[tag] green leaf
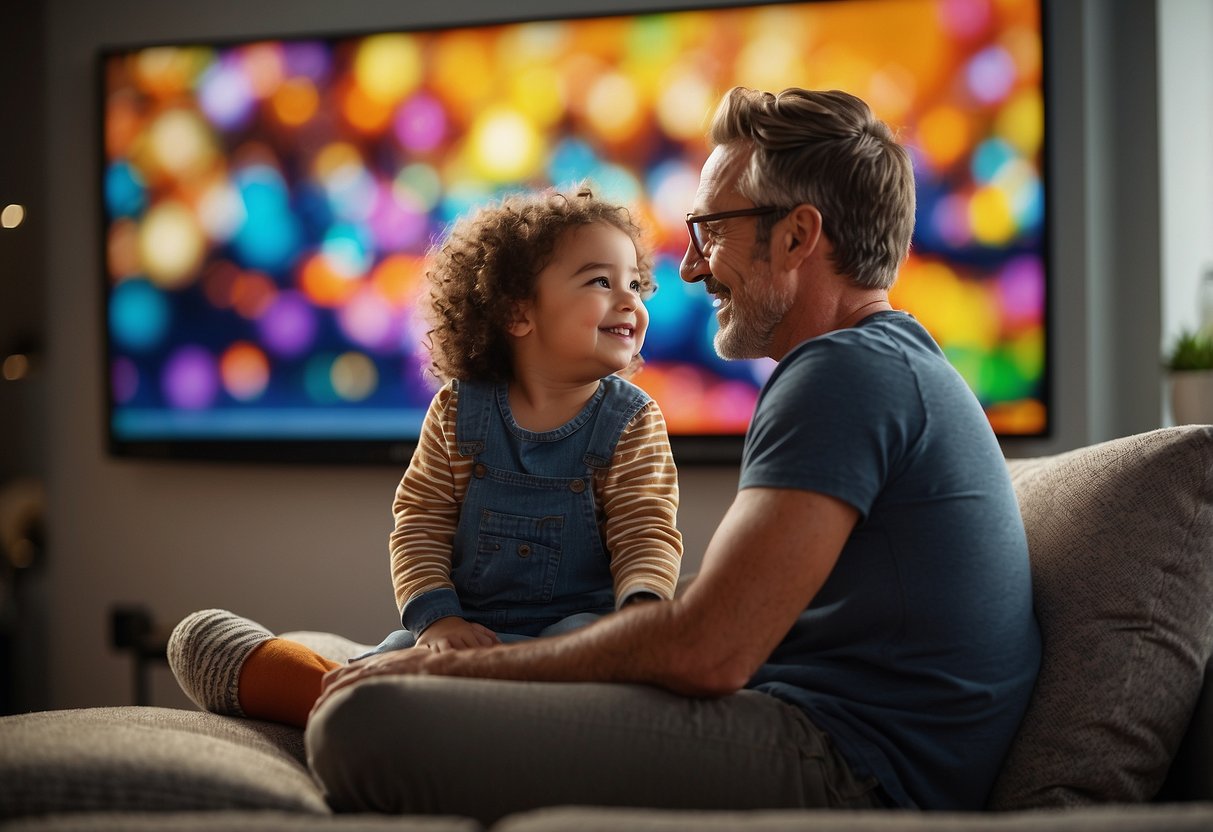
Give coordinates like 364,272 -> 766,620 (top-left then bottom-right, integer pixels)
1165,329 -> 1213,370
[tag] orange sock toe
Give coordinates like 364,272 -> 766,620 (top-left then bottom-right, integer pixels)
236,638 -> 341,727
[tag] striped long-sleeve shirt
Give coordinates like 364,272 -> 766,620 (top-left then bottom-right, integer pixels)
389,380 -> 683,621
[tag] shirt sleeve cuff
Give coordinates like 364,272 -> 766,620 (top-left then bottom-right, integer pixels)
402,587 -> 465,633
617,587 -> 663,609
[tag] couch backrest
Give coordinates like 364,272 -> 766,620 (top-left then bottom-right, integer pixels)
1157,660 -> 1213,801
989,426 -> 1213,809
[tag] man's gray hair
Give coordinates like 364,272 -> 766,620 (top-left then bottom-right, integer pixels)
708,87 -> 916,290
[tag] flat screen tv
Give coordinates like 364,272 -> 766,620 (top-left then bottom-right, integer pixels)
99,0 -> 1048,464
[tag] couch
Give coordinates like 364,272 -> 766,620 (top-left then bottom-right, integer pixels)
3,425 -> 1213,831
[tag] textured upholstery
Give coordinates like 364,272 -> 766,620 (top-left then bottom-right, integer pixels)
493,804 -> 1213,832
0,707 -> 323,817
1,813 -> 482,832
281,630 -> 374,662
989,426 -> 1213,808
1158,662 -> 1213,800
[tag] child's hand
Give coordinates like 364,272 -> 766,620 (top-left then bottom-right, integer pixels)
415,616 -> 501,652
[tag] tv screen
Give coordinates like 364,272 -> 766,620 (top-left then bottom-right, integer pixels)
100,0 -> 1048,464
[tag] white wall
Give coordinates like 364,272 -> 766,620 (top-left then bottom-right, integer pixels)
1159,0 -> 1213,353
1059,0 -> 1163,447
38,0 -> 1193,709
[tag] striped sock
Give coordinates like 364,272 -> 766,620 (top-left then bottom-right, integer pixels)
167,609 -> 274,716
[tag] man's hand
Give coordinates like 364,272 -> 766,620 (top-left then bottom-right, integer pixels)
315,616 -> 497,714
315,644 -> 448,714
415,616 -> 500,652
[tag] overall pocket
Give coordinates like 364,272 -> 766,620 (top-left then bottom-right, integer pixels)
462,509 -> 564,605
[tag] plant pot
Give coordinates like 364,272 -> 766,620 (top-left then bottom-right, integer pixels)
1170,370 -> 1213,425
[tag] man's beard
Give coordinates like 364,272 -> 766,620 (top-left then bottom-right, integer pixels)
713,258 -> 794,360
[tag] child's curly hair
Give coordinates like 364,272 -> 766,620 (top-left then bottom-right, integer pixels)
423,183 -> 653,383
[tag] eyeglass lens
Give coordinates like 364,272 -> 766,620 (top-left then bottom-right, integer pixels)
690,222 -> 708,257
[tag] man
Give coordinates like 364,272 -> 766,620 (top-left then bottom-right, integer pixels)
307,87 -> 1041,821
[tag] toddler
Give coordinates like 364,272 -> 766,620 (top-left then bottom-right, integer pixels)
168,185 -> 683,727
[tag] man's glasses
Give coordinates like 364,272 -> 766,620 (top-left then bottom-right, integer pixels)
685,207 -> 784,261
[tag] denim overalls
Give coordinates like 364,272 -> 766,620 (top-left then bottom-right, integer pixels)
362,375 -> 651,656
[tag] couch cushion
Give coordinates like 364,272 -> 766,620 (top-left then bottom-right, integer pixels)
1158,661 -> 1213,801
988,426 -> 1213,808
493,804 -> 1213,832
2,812 -> 482,832
280,630 -> 374,663
0,706 -> 326,818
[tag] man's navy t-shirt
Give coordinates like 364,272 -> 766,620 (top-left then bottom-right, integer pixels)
742,311 -> 1040,810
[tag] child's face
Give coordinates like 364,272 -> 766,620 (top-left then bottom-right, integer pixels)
511,222 -> 648,382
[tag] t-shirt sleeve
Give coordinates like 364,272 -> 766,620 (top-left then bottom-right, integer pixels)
738,336 -> 924,518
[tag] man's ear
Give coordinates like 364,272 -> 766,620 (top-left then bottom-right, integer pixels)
506,300 -> 534,338
781,204 -> 824,269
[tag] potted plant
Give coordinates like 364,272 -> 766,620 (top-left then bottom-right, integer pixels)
1165,329 -> 1213,425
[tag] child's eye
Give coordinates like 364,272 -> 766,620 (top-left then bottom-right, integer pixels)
590,276 -> 610,288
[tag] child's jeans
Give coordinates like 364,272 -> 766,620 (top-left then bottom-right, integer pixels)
351,611 -> 602,661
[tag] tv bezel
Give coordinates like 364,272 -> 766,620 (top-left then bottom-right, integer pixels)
97,0 -> 1052,467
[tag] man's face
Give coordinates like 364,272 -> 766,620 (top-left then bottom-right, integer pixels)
680,144 -> 795,361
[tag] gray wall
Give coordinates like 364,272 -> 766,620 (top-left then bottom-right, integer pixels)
36,0 -> 1169,709
1159,0 -> 1213,354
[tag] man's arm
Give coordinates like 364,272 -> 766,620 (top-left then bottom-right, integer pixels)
318,486 -> 858,703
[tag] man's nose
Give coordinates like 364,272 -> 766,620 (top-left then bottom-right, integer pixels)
679,242 -> 710,284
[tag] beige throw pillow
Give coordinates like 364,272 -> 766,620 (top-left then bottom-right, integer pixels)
989,426 -> 1213,808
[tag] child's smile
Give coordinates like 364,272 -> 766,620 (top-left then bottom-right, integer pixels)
600,324 -> 637,340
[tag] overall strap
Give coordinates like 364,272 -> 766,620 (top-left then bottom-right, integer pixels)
453,379 -> 494,457
581,375 -> 652,470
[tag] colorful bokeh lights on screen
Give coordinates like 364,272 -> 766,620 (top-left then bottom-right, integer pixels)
102,0 -> 1046,449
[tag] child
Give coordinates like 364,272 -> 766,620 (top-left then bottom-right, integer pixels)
168,185 -> 683,727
